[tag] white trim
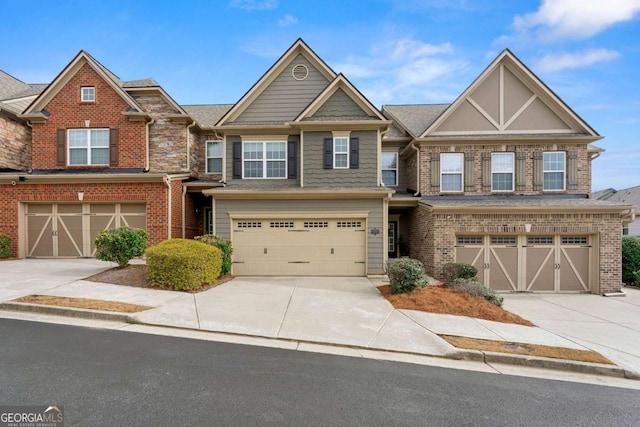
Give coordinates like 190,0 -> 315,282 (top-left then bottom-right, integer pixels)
241,140 -> 287,179
333,136 -> 349,169
440,152 -> 464,193
205,140 -> 223,174
542,151 -> 566,192
381,151 -> 398,187
491,152 -> 515,192
81,86 -> 95,102
67,128 -> 110,166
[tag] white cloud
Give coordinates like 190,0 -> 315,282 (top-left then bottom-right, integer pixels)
229,0 -> 278,11
513,0 -> 640,40
278,14 -> 297,26
535,48 -> 621,72
332,38 -> 468,105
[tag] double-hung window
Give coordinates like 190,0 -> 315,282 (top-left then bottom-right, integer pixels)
440,153 -> 463,192
491,152 -> 514,192
81,86 -> 95,102
382,152 -> 398,186
333,137 -> 349,169
243,141 -> 286,179
206,140 -> 223,174
543,151 -> 566,191
68,128 -> 109,165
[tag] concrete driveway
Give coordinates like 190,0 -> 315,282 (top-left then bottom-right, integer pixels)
502,288 -> 640,376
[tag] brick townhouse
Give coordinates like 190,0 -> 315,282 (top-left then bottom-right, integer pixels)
0,39 -> 634,294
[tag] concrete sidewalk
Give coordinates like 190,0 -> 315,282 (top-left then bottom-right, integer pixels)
0,259 -> 638,380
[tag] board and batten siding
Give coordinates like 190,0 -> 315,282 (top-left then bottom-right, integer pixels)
234,54 -> 330,123
224,135 -> 301,189
214,198 -> 385,274
311,88 -> 371,118
303,130 -> 378,188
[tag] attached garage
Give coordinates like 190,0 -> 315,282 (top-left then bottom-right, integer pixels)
456,234 -> 592,293
232,217 -> 366,276
25,203 -> 146,258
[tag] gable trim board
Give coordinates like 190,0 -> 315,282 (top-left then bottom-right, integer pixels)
420,50 -> 600,139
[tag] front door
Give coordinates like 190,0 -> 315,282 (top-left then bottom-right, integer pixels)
388,221 -> 398,258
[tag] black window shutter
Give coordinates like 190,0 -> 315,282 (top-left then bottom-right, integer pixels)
323,138 -> 333,169
56,129 -> 66,166
232,142 -> 242,179
109,128 -> 119,166
287,140 -> 297,179
349,137 -> 359,169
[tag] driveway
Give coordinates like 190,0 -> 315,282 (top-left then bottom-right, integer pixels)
502,288 -> 640,376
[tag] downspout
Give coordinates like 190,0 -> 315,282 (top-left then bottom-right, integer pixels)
181,185 -> 187,238
145,118 -> 155,172
164,175 -> 172,240
410,142 -> 420,196
186,121 -> 196,172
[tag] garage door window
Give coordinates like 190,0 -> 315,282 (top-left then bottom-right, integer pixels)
243,142 -> 286,179
68,129 -> 109,165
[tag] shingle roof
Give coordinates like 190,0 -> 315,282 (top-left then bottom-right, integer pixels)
122,78 -> 160,88
0,69 -> 28,100
420,195 -> 633,210
383,104 -> 449,138
592,185 -> 640,208
182,104 -> 233,127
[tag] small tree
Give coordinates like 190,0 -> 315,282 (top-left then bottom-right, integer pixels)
95,227 -> 148,268
622,236 -> 640,285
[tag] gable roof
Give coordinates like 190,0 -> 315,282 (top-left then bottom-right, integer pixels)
217,39 -> 337,126
421,49 -> 600,139
23,50 -> 144,116
592,185 -> 640,208
0,70 -> 47,115
294,74 -> 386,122
383,104 -> 449,138
183,104 -> 234,128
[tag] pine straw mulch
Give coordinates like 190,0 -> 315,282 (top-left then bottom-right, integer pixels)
85,264 -> 234,293
14,295 -> 152,313
377,284 -> 533,326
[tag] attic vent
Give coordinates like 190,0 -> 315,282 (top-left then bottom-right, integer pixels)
292,64 -> 309,81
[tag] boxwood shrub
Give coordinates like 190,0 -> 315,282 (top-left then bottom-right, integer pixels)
94,227 -> 148,267
146,239 -> 222,291
194,234 -> 233,275
387,258 -> 429,294
443,262 -> 478,282
0,233 -> 11,259
622,236 -> 640,285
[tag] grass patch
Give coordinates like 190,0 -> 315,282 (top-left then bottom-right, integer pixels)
378,284 -> 533,326
442,335 -> 614,365
14,295 -> 152,313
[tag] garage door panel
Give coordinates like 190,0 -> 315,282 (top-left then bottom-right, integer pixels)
525,247 -> 555,291
455,246 -> 485,285
560,247 -> 589,292
27,215 -> 53,257
489,248 -> 518,291
57,215 -> 83,257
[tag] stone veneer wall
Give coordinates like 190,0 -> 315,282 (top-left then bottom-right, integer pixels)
409,204 -> 622,294
0,114 -> 31,170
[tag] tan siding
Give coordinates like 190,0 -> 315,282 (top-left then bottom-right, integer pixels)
303,130 -> 378,188
235,54 -> 330,123
436,100 -> 497,132
214,198 -> 385,274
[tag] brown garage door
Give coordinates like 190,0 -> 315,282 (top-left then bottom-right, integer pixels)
26,203 -> 146,258
456,235 -> 591,293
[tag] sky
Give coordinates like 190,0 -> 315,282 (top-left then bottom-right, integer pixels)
1,0 -> 639,191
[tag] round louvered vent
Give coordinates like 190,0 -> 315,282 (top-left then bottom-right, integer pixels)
292,64 -> 309,81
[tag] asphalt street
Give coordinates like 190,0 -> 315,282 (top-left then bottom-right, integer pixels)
0,318 -> 638,426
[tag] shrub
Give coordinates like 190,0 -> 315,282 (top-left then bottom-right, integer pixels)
387,258 -> 429,294
443,262 -> 478,283
622,236 -> 640,285
632,270 -> 640,287
95,227 -> 148,267
447,278 -> 504,307
0,233 -> 11,259
146,239 -> 222,291
194,234 -> 233,275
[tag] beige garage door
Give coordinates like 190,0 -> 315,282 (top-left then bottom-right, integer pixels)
232,218 -> 366,276
26,203 -> 146,258
456,235 -> 591,293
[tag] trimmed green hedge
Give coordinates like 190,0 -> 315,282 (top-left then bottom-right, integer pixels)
95,227 -> 148,267
622,236 -> 640,285
387,258 -> 429,294
194,234 -> 233,275
443,262 -> 478,282
0,233 -> 11,259
146,239 -> 222,291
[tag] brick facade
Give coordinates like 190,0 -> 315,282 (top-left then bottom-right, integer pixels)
0,113 -> 31,170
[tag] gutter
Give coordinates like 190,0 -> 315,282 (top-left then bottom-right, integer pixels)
164,175 -> 172,240
186,120 -> 196,172
410,142 -> 420,196
182,185 -> 187,238
145,118 -> 156,172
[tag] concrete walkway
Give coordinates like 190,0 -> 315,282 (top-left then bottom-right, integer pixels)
1,259 -> 638,381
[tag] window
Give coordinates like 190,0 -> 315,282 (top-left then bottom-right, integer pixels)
543,152 -> 566,191
457,236 -> 483,245
491,152 -> 514,192
333,137 -> 349,169
382,152 -> 398,186
206,140 -> 223,174
68,129 -> 109,165
440,153 -> 463,192
243,141 -> 286,179
623,224 -> 629,236
81,86 -> 95,102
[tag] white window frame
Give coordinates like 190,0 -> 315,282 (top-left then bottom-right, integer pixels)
333,136 -> 349,169
67,128 -> 109,166
440,153 -> 464,192
205,140 -> 223,174
382,152 -> 398,187
81,86 -> 95,102
242,141 -> 287,179
543,151 -> 566,191
491,152 -> 515,192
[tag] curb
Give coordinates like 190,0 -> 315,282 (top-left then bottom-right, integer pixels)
1,303 -> 638,381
